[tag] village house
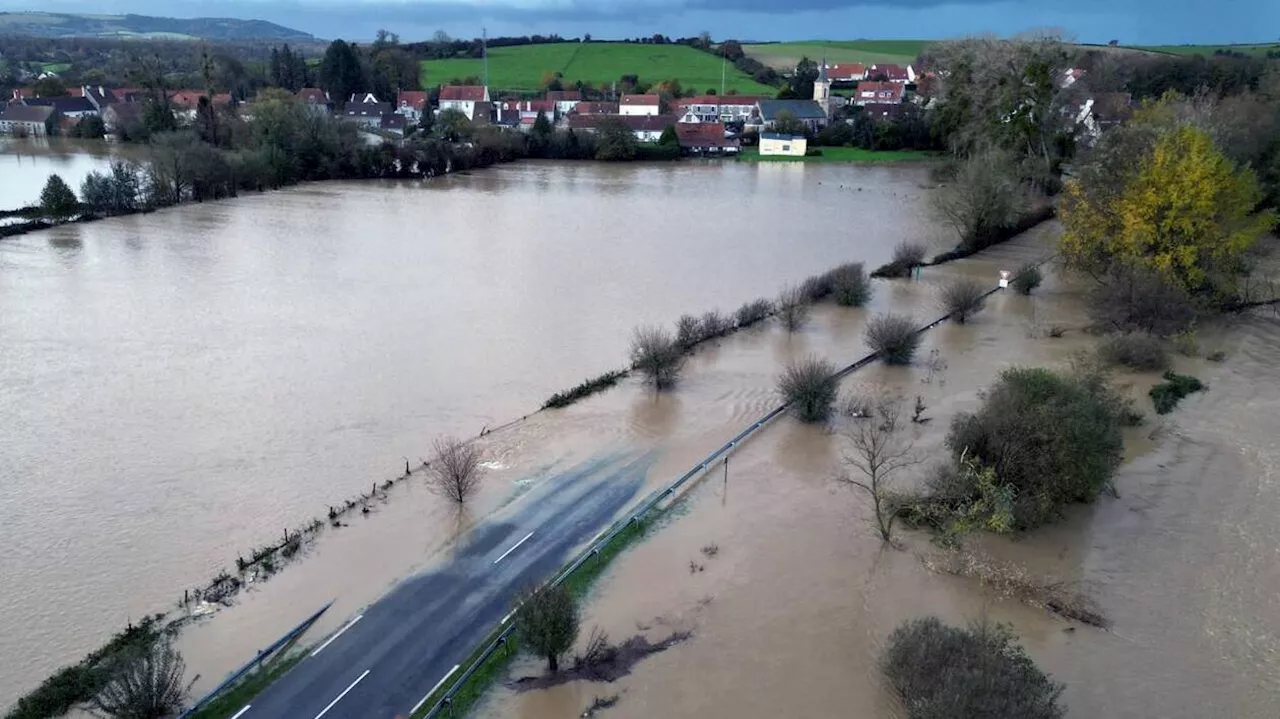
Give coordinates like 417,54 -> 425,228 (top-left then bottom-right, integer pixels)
167,91 -> 233,121
341,101 -> 394,129
438,86 -> 490,121
567,113 -> 676,142
572,101 -> 619,115
759,132 -> 807,157
619,93 -> 661,116
496,99 -> 555,129
544,90 -> 583,116
297,88 -> 332,116
867,63 -> 915,83
380,113 -> 407,135
102,103 -> 142,134
0,104 -> 56,136
674,122 -> 740,155
396,91 -> 429,123
1061,68 -> 1086,88
82,86 -> 118,112
853,81 -> 904,106
823,63 -> 866,84
860,103 -> 903,119
748,99 -> 829,133
673,95 -> 763,124
1073,92 -> 1134,143
22,95 -> 97,118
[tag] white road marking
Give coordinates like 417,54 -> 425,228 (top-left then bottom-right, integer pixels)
230,706 -> 252,719
410,664 -> 460,715
310,615 -> 363,657
501,610 -> 514,624
493,531 -> 534,565
313,669 -> 370,719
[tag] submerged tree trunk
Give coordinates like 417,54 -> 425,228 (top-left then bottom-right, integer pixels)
547,653 -> 559,673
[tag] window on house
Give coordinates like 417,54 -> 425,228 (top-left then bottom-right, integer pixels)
782,144 -> 791,151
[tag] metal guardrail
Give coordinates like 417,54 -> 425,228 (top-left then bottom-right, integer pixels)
418,271 -> 1033,718
179,601 -> 334,718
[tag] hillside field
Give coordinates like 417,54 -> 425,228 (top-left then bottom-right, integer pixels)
420,42 -> 777,94
742,40 -> 930,70
1130,43 -> 1280,57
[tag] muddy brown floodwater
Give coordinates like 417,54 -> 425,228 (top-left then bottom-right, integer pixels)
0,138 -> 126,210
0,159 -> 947,705
472,227 -> 1280,719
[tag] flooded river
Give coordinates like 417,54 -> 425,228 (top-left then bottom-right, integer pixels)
0,138 -> 122,210
0,158 -> 943,704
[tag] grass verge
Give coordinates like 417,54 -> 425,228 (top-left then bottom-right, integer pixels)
408,513 -> 659,718
737,146 -> 936,163
542,370 -> 628,409
187,652 -> 306,719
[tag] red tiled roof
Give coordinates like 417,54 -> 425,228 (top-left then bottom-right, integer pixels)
568,114 -> 676,132
168,91 -> 232,109
298,88 -> 329,104
855,82 -> 904,102
867,64 -> 909,81
674,122 -> 736,148
397,91 -> 428,110
827,63 -> 866,79
12,88 -> 34,100
545,90 -> 583,102
439,85 -> 487,102
620,93 -> 659,106
572,101 -> 619,115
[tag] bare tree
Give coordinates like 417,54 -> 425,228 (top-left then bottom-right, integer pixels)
776,284 -> 810,332
629,324 -> 684,389
932,148 -> 1027,250
428,436 -> 484,504
838,392 -> 919,543
91,640 -> 192,719
516,583 -> 580,673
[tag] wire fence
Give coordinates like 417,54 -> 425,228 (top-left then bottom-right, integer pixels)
418,268 -> 1040,717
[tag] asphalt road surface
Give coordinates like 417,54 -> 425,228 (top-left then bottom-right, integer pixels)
234,452 -> 649,719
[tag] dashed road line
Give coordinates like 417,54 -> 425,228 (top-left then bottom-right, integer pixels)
229,706 -> 252,719
493,531 -> 534,565
310,615 -> 364,657
410,664 -> 460,715
313,669 -> 369,719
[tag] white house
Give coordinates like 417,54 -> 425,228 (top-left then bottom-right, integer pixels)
619,93 -> 661,116
396,91 -> 429,123
759,133 -> 807,157
675,95 -> 763,124
0,104 -> 55,136
545,90 -> 583,117
439,86 -> 490,121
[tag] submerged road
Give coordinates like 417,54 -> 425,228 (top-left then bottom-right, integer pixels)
235,454 -> 649,719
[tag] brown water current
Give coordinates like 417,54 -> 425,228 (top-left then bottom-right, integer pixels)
0,159 -> 946,704
475,231 -> 1280,719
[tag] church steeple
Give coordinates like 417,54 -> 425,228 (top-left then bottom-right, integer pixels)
814,56 -> 832,107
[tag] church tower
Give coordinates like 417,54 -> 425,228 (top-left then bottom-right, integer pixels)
813,57 -> 833,116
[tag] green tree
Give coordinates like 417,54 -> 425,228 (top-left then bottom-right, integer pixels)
434,108 -> 472,143
529,111 -> 553,156
594,118 -> 638,161
40,174 -> 78,218
1061,124 -> 1277,297
32,75 -> 66,97
516,584 -> 580,673
658,124 -> 679,147
318,39 -> 365,107
789,56 -> 818,99
771,109 -> 806,137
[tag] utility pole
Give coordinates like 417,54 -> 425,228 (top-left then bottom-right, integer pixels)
482,26 -> 489,95
719,54 -> 725,120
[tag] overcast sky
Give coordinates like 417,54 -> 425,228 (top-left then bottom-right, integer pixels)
10,0 -> 1278,44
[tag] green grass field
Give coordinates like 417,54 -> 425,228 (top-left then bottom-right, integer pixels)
1129,43 -> 1280,57
40,61 -> 71,73
742,40 -> 930,70
420,42 -> 776,94
738,146 -> 936,163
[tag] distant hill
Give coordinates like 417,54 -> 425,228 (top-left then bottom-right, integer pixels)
0,12 -> 314,42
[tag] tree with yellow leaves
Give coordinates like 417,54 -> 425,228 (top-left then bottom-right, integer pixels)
1061,124 -> 1276,297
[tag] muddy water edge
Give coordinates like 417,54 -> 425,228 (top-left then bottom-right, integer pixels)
474,228 -> 1280,719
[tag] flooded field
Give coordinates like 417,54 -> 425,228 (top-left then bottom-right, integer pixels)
0,159 -> 948,704
0,138 -> 123,210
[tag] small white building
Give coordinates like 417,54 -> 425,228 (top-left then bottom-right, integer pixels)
759,132 -> 807,157
619,93 -> 660,116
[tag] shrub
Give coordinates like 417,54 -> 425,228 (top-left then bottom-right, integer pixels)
675,314 -> 701,349
873,241 -> 928,278
1149,371 -> 1205,414
1097,334 -> 1171,372
1011,263 -> 1043,295
938,278 -> 988,323
932,148 -> 1027,251
829,262 -> 872,307
91,640 -> 192,719
699,310 -> 731,340
800,273 -> 833,302
629,324 -> 684,389
734,298 -> 773,327
542,370 -> 627,409
777,284 -> 810,332
946,366 -> 1129,529
1089,264 -> 1197,335
865,314 -> 921,365
882,616 -> 1066,719
777,356 -> 839,422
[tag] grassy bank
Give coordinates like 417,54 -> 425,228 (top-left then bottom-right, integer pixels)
738,146 -> 936,163
420,42 -> 775,94
187,653 -> 306,719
